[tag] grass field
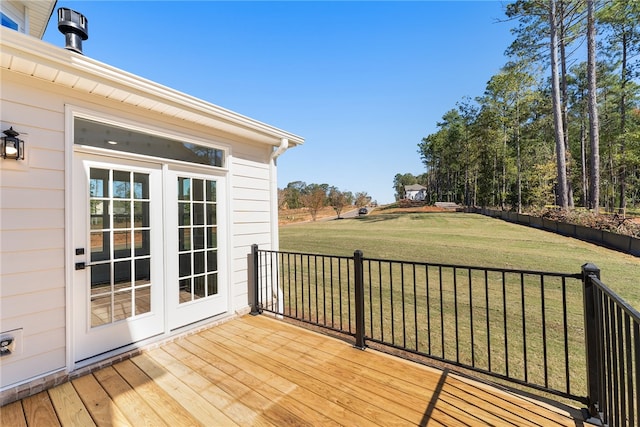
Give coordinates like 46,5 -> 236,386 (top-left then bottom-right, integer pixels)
279,212 -> 639,310
274,212 -> 639,404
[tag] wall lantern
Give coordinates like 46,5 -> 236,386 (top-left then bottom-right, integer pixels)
2,127 -> 25,160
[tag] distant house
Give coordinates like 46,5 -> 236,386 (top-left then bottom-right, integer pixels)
404,184 -> 427,201
0,1 -> 303,402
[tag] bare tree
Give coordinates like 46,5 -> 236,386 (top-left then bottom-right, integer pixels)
328,187 -> 349,219
550,0 -> 569,210
587,0 -> 600,213
301,188 -> 326,221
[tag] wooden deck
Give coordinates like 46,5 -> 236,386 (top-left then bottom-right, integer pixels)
1,315 -> 586,426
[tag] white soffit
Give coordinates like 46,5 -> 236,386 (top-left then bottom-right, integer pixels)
0,27 -> 304,148
4,0 -> 56,38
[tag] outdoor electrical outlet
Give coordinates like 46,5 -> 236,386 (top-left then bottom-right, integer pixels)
0,329 -> 22,357
1,337 -> 15,356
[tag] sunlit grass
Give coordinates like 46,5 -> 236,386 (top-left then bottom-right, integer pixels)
280,212 -> 639,309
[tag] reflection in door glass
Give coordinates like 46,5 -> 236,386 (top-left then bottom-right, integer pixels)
177,177 -> 218,303
89,168 -> 152,327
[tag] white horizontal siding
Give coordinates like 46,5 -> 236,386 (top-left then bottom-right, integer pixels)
0,74 -> 67,389
228,152 -> 273,313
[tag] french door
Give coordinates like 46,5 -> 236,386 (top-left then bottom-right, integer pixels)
73,154 -> 227,362
73,155 -> 164,362
166,169 -> 227,329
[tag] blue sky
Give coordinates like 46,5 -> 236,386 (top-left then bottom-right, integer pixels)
43,1 -> 514,204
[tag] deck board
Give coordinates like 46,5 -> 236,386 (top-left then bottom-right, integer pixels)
0,315 -> 584,426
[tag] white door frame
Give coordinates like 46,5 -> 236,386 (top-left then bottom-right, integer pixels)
65,108 -> 233,371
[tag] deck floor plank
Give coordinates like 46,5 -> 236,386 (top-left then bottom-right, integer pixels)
92,366 -> 168,427
220,318 -> 455,423
71,373 -> 130,427
130,352 -> 239,426
47,381 -> 97,427
2,315 -> 585,426
183,333 -> 378,427
145,345 -> 277,427
22,391 -> 61,427
239,315 -> 580,427
0,400 -> 27,427
111,360 -> 202,427
201,325 -> 422,426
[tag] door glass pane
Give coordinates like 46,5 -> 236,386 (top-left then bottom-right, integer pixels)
114,290 -> 132,321
194,276 -> 205,299
90,200 -> 108,229
88,167 -> 152,327
114,260 -> 131,291
179,203 -> 190,226
90,169 -> 109,197
114,231 -> 132,258
178,177 -> 190,200
179,228 -> 191,251
134,201 -> 149,227
91,263 -> 111,294
113,171 -> 131,198
113,201 -> 130,228
135,258 -> 150,285
179,279 -> 191,303
193,204 -> 204,225
133,173 -> 148,199
91,295 -> 111,327
194,252 -> 205,275
135,287 -> 151,315
134,230 -> 150,256
90,232 -> 110,262
193,179 -> 204,201
206,181 -> 216,202
177,176 -> 218,304
193,227 -> 205,250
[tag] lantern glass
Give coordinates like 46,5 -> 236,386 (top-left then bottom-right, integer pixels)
2,127 -> 24,160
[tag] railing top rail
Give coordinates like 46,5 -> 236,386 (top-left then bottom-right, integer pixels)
259,247 -> 583,279
589,273 -> 640,322
362,256 -> 583,279
256,248 -> 354,262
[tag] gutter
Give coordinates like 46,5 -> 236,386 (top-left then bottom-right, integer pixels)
270,138 -> 289,161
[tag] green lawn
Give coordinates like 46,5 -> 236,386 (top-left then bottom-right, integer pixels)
273,212 -> 639,402
279,212 -> 639,310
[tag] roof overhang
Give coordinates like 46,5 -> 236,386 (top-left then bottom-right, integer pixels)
0,27 -> 304,149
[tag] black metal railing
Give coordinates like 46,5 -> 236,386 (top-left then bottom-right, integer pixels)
252,245 -> 638,424
583,264 -> 640,427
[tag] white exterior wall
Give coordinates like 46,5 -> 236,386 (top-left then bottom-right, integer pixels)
0,61 -> 292,392
1,72 -> 67,388
228,151 -> 273,311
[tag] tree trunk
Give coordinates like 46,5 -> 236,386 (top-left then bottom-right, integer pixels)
516,101 -> 522,213
618,31 -> 627,216
580,116 -> 588,208
550,0 -> 569,210
587,0 -> 600,213
559,0 -> 574,208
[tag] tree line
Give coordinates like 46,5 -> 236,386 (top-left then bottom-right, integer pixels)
279,181 -> 372,220
401,0 -> 639,214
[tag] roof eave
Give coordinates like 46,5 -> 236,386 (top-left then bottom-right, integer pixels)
0,27 -> 304,148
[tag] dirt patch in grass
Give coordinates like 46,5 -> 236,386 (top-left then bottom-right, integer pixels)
279,206 -> 341,225
371,205 -> 448,215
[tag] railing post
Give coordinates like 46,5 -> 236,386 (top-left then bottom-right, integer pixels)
582,262 -> 601,417
250,244 -> 260,315
354,250 -> 366,350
